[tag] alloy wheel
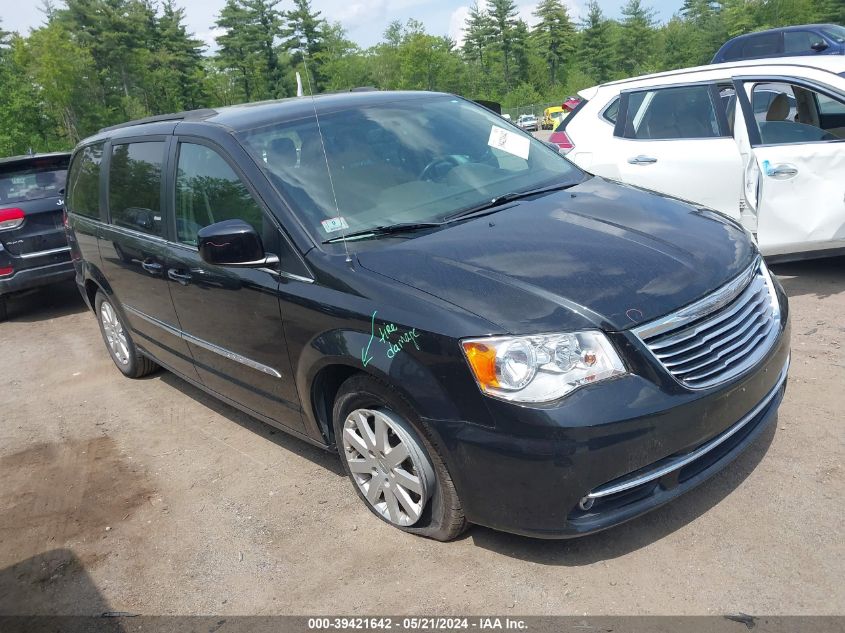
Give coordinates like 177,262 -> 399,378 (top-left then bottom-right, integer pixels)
100,301 -> 130,366
341,408 -> 434,527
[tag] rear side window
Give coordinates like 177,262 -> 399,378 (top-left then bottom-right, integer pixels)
0,156 -> 68,206
67,144 -> 103,219
108,142 -> 165,236
174,142 -> 264,246
619,85 -> 720,140
741,32 -> 781,58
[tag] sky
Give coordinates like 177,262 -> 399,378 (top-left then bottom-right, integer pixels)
1,0 -> 684,50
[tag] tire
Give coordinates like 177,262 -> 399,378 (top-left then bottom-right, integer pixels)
0,296 -> 7,322
333,374 -> 468,541
94,291 -> 158,378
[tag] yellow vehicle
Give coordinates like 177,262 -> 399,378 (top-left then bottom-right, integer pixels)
542,106 -> 566,130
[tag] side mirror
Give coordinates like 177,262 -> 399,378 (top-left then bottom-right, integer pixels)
197,219 -> 279,268
811,41 -> 828,52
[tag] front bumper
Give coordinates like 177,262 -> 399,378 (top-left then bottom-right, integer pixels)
0,260 -> 74,296
424,314 -> 790,538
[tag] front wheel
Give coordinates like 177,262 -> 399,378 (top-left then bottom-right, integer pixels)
95,291 -> 158,378
333,375 -> 468,541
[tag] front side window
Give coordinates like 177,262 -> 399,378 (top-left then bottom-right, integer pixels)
67,144 -> 103,218
749,82 -> 845,145
237,95 -> 582,243
108,142 -> 165,236
783,31 -> 816,53
620,85 -> 721,140
174,143 -> 265,246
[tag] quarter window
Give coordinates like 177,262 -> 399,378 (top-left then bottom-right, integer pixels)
620,85 -> 721,140
602,97 -> 620,124
174,143 -> 265,247
108,142 -> 165,236
67,143 -> 104,219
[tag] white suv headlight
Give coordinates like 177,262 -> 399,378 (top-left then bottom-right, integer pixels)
461,331 -> 626,403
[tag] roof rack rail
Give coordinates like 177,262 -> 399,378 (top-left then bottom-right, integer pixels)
98,108 -> 218,134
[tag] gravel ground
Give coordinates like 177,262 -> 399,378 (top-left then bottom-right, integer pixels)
0,257 -> 842,616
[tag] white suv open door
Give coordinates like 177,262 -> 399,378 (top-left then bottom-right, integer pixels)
734,76 -> 845,258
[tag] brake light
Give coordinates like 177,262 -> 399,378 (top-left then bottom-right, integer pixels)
0,266 -> 13,277
549,130 -> 574,154
0,208 -> 25,231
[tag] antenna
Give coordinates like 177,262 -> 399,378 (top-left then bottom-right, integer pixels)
298,43 -> 352,264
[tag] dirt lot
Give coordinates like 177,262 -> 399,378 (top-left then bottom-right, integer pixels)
0,258 -> 843,616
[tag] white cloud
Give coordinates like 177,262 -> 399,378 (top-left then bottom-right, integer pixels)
448,6 -> 471,47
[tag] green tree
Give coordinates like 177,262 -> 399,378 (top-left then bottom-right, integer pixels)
578,1 -> 613,83
215,0 -> 284,101
149,0 -> 208,112
533,0 -> 575,87
617,0 -> 657,76
461,2 -> 496,97
283,0 -> 327,90
488,0 -> 519,91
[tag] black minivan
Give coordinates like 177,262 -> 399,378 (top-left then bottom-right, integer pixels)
65,92 -> 790,540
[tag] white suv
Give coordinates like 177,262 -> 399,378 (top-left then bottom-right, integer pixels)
561,57 -> 845,261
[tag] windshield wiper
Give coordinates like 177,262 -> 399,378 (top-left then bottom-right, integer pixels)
322,222 -> 442,244
444,182 -> 578,222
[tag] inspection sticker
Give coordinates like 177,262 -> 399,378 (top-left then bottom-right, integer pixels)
488,125 -> 530,160
321,216 -> 350,233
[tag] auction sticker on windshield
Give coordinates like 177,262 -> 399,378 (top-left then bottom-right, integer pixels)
488,125 -> 530,160
321,216 -> 350,233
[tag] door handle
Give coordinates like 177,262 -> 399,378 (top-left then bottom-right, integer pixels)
167,268 -> 192,285
628,155 -> 658,165
141,260 -> 163,274
765,163 -> 798,179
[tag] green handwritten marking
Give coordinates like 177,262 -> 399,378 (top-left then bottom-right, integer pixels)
361,310 -> 377,367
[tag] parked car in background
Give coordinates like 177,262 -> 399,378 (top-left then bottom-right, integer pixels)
562,56 -> 845,261
712,24 -> 845,63
542,106 -> 565,130
0,152 -> 72,320
65,91 -> 789,540
516,114 -> 539,132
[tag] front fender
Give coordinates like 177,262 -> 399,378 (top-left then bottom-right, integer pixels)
295,326 -> 473,444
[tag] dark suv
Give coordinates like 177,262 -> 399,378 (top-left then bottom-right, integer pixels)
65,92 -> 790,540
712,24 -> 845,63
0,152 -> 73,320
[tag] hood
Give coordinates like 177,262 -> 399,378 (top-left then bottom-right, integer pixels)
357,177 -> 757,334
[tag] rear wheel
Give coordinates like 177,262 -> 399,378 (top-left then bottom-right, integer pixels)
333,374 -> 468,541
95,291 -> 158,378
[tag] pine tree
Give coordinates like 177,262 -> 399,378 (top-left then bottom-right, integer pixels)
215,0 -> 284,101
283,0 -> 327,90
150,0 -> 207,111
488,0 -> 519,91
617,0 -> 657,76
578,1 -> 613,83
533,0 -> 575,87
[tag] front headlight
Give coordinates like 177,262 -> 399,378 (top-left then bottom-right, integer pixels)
461,331 -> 626,403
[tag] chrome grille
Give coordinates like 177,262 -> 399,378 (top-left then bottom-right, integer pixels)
634,259 -> 781,389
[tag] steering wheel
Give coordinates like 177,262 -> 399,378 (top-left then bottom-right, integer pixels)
419,155 -> 462,182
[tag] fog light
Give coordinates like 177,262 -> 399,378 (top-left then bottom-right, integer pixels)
579,496 -> 595,511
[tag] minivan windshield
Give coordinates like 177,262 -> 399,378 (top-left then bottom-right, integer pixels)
238,95 -> 583,243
